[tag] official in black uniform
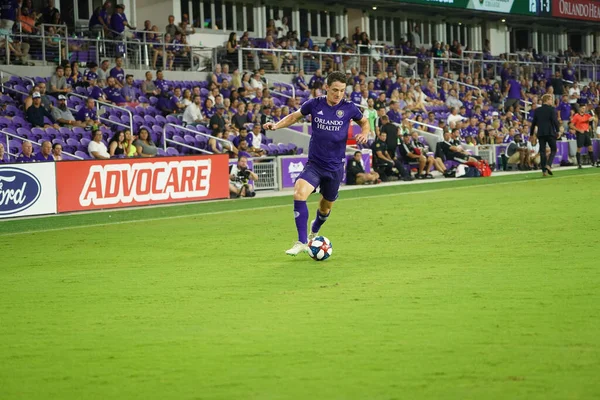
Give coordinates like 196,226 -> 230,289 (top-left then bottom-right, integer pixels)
371,132 -> 413,181
346,151 -> 380,185
530,94 -> 560,176
379,115 -> 400,159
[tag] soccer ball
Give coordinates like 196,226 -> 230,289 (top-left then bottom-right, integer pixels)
307,236 -> 333,261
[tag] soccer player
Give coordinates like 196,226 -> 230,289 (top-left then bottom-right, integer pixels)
263,72 -> 370,256
570,103 -> 598,168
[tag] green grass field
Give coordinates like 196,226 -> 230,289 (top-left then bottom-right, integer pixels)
1,169 -> 600,400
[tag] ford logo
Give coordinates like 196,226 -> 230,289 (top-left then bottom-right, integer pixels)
0,167 -> 42,216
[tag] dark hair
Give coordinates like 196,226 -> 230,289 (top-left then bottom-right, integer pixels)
125,74 -> 133,80
92,129 -> 101,136
354,151 -> 361,156
326,71 -> 347,87
52,142 -> 62,150
109,131 -> 124,144
56,66 -> 63,71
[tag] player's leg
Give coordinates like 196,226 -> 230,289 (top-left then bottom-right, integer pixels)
586,134 -> 595,166
539,136 -> 548,173
546,136 -> 557,175
286,177 -> 316,255
576,133 -> 585,168
309,169 -> 341,239
417,155 -> 426,176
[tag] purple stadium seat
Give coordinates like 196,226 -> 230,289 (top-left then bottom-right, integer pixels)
157,148 -> 167,156
72,127 -> 87,136
16,127 -> 31,139
166,115 -> 180,125
9,139 -> 22,153
155,115 -> 167,127
149,97 -> 158,106
138,96 -> 149,104
0,116 -> 13,129
74,150 -> 90,159
166,147 -> 179,156
80,138 -> 91,147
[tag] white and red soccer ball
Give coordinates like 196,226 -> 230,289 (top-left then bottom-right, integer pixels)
307,236 -> 333,261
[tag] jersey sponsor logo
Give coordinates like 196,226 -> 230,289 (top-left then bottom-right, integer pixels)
0,167 -> 42,216
314,116 -> 344,132
78,159 -> 212,207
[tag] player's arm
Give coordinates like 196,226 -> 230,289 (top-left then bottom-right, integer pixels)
263,110 -> 303,131
354,116 -> 370,145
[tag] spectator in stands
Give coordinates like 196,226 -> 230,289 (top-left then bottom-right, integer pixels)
445,89 -> 463,109
108,131 -> 126,157
110,57 -> 125,87
0,143 -> 7,163
16,141 -> 35,163
208,130 -> 226,154
76,97 -> 101,127
88,129 -> 110,160
260,105 -> 274,131
231,102 -> 249,131
34,140 -> 54,162
51,142 -> 63,161
97,60 -> 110,87
134,128 -> 157,157
89,0 -> 112,36
549,71 -> 564,101
23,85 -> 40,111
83,62 -> 99,86
182,94 -> 204,126
121,129 -> 136,157
142,71 -> 160,97
292,70 -> 308,92
50,65 -> 71,97
249,124 -> 266,155
110,4 -> 135,39
225,32 -> 238,66
121,74 -> 137,105
41,0 -> 58,24
309,69 -> 324,89
568,82 -> 581,111
261,35 -> 280,71
104,76 -> 127,105
346,151 -> 380,185
88,77 -> 106,101
26,93 -> 59,128
210,104 -> 228,134
399,133 -> 434,179
527,134 -> 547,170
165,15 -> 182,37
229,156 -> 257,198
51,94 -> 83,127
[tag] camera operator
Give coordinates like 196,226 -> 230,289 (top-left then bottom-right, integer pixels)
229,155 -> 258,198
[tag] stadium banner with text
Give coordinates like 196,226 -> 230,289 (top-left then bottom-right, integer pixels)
278,153 -> 371,189
397,0 -> 540,15
0,163 -> 57,219
55,155 -> 230,212
551,0 -> 600,21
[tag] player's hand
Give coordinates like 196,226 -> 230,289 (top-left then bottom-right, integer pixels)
355,132 -> 368,145
263,122 -> 277,131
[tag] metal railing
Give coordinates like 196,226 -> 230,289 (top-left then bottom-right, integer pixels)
162,123 -> 233,154
438,76 -> 482,97
405,119 -> 443,136
2,129 -> 83,161
67,91 -> 133,133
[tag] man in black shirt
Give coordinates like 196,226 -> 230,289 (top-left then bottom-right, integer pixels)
373,92 -> 387,111
231,103 -> 249,132
210,104 -> 227,134
398,133 -> 434,179
371,132 -> 413,181
550,71 -> 565,100
379,115 -> 400,159
260,105 -> 274,135
439,131 -> 478,163
346,151 -> 380,185
26,93 -> 59,128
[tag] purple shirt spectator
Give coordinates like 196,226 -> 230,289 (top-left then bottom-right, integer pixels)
76,106 -> 97,122
350,91 -> 362,104
110,12 -> 127,34
104,86 -> 126,103
308,75 -> 324,89
110,67 -> 125,83
387,109 -> 402,124
34,153 -> 54,162
507,79 -> 522,100
556,102 -> 571,121
16,153 -> 35,163
90,86 -> 103,100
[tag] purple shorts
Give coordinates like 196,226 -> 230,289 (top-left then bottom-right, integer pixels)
297,161 -> 343,202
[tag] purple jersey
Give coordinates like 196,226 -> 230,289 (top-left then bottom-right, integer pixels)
76,106 -> 97,122
90,86 -> 103,100
110,12 -> 127,33
16,153 -> 35,163
110,67 -> 125,82
507,79 -> 522,99
556,102 -> 571,121
301,97 -> 362,172
350,91 -> 362,104
155,79 -> 170,94
104,86 -> 126,103
34,153 -> 54,162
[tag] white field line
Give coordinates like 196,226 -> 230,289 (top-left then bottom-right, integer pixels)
1,172 -> 598,238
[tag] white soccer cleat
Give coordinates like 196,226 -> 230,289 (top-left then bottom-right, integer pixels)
285,241 -> 308,256
308,231 -> 319,241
